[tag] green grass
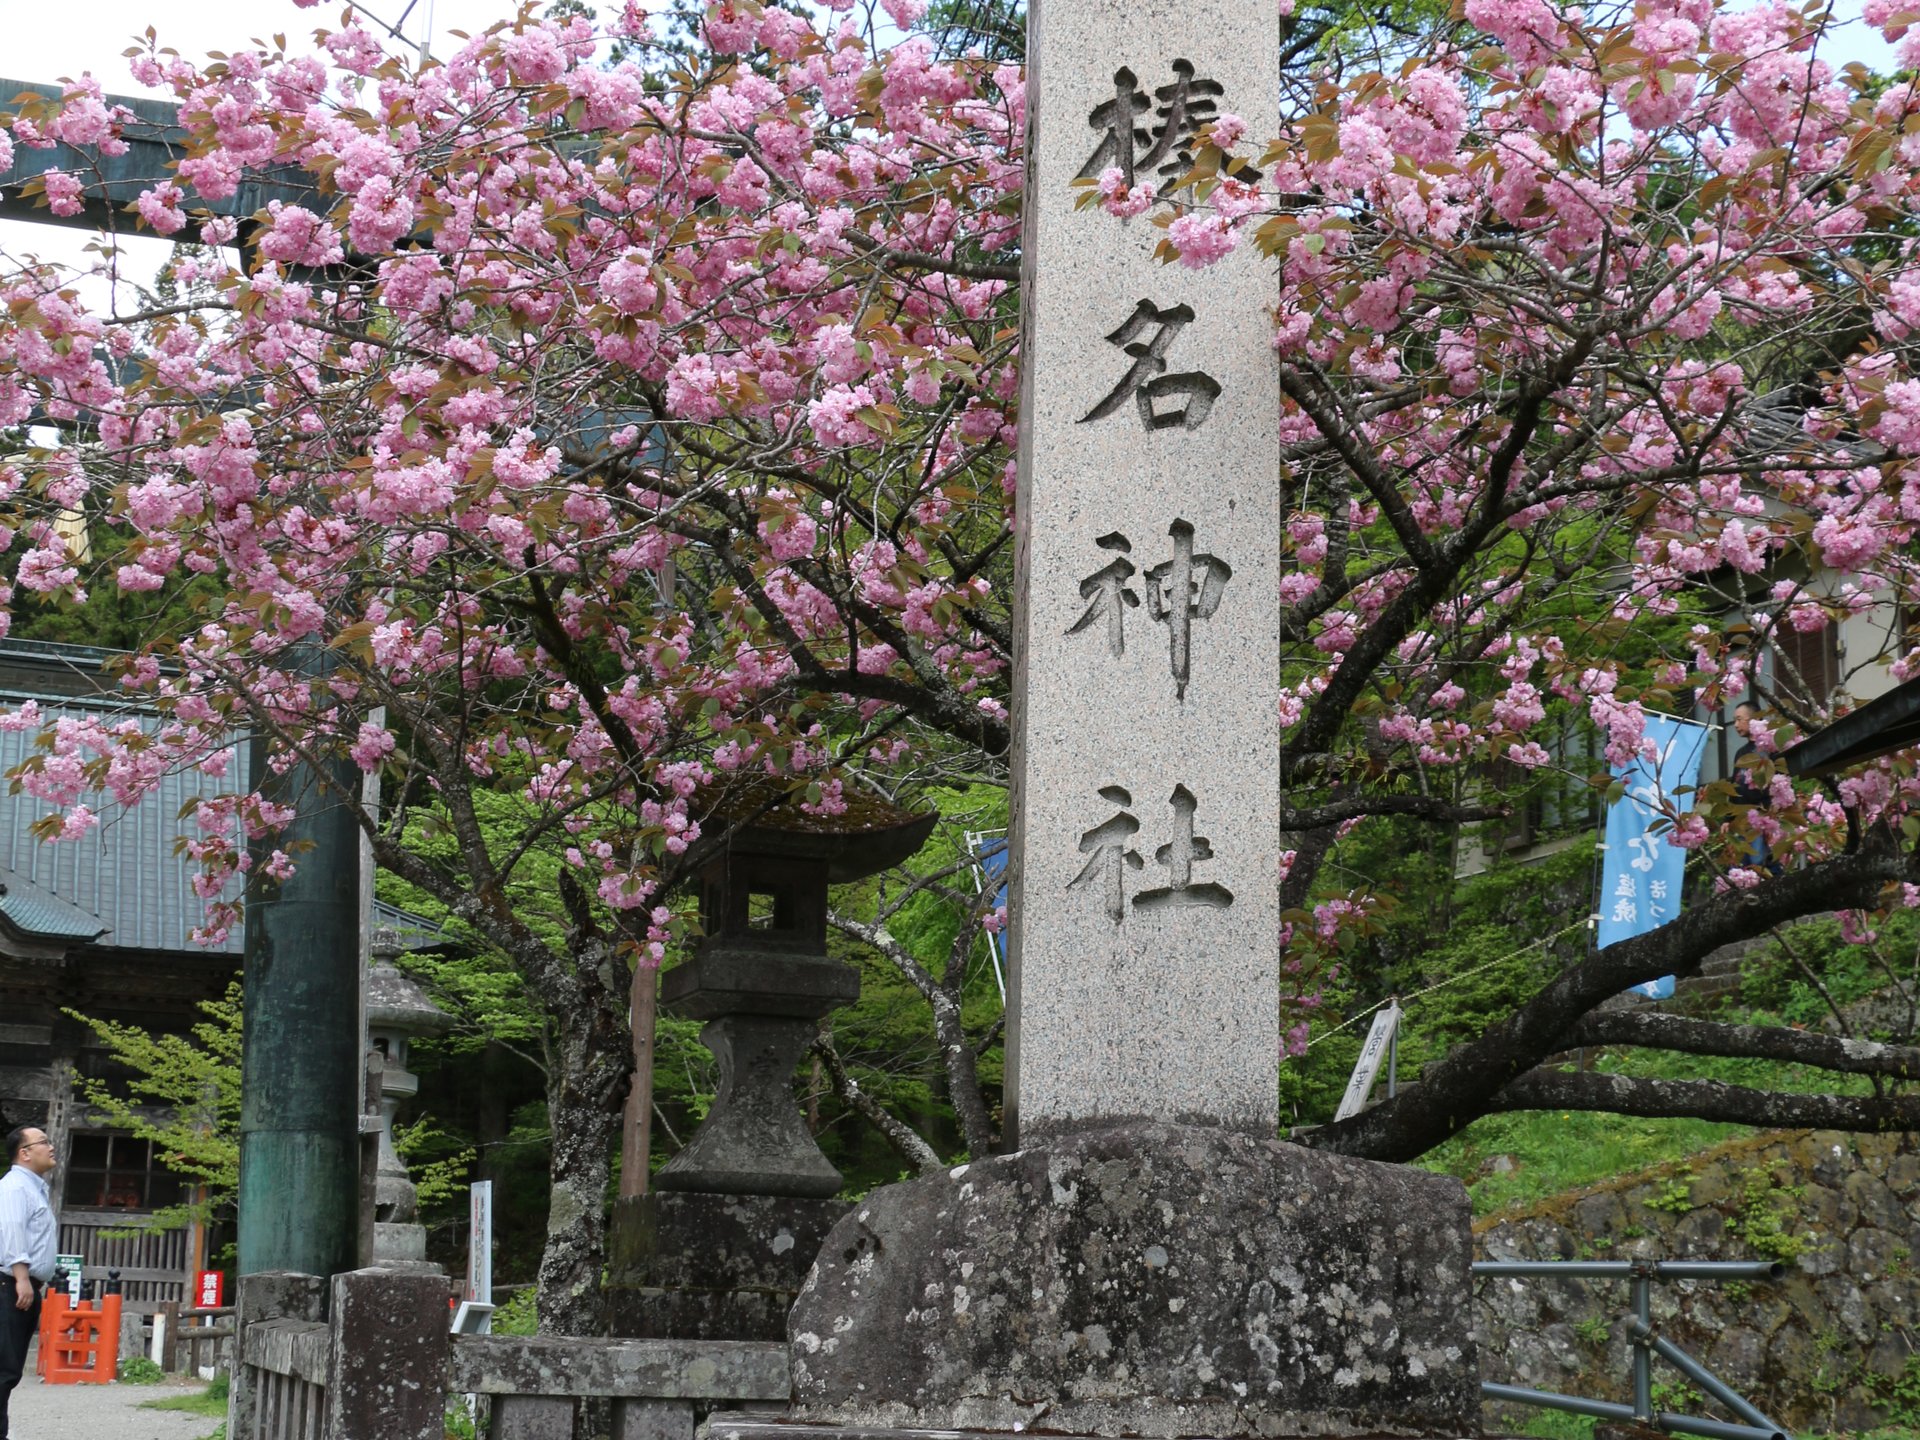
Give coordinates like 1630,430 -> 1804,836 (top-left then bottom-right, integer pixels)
1504,1417 -> 1920,1440
1424,1101 -> 1747,1216
117,1354 -> 167,1384
140,1377 -> 229,1418
1419,991 -> 1893,1217
1510,1410 -> 1595,1438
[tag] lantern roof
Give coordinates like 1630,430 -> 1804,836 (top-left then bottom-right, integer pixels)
697,779 -> 937,883
366,928 -> 453,1036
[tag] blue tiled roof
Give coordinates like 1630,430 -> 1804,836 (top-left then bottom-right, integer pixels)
0,665 -> 441,956
0,695 -> 248,954
0,865 -> 110,942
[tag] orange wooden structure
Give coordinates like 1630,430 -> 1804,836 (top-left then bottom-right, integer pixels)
35,1290 -> 122,1383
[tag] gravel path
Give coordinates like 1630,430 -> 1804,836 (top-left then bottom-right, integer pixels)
9,1369 -> 222,1440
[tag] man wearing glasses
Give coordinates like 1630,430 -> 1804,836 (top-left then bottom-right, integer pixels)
0,1127 -> 56,1438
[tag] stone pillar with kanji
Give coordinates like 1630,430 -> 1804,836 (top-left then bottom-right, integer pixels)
780,5 -> 1480,1437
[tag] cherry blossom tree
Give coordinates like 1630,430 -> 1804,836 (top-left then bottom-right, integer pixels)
1124,0 -> 1920,1157
2,0 -> 1022,1331
4,0 -> 1920,1326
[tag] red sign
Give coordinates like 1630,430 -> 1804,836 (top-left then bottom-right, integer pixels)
195,1270 -> 224,1309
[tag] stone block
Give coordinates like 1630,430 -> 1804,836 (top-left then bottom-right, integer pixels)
1809,1132 -> 1854,1187
1671,1208 -> 1727,1254
1843,1169 -> 1907,1234
661,950 -> 859,1021
1685,1166 -> 1732,1209
493,1395 -> 576,1440
1848,1225 -> 1901,1280
373,1220 -> 430,1263
1866,1332 -> 1912,1382
616,1398 -> 696,1440
711,1419 -> 1479,1440
1803,1181 -> 1856,1235
1705,1326 -> 1765,1389
1812,1275 -> 1873,1344
230,1271 -> 328,1440
1833,1387 -> 1884,1435
325,1267 -> 449,1440
790,1122 -> 1476,1437
1571,1192 -> 1624,1237
610,1192 -> 848,1341
1866,1275 -> 1920,1329
236,1269 -> 327,1326
448,1335 -> 788,1401
1798,1229 -> 1845,1276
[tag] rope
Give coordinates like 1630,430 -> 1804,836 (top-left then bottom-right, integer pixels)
1304,915 -> 1595,1049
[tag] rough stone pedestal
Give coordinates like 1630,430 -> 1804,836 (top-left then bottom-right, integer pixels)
790,1122 -> 1477,1438
608,1191 -> 848,1341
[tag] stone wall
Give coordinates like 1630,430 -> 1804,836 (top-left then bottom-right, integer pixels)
1474,1129 -> 1920,1435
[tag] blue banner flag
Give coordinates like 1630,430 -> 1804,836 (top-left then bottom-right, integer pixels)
1596,713 -> 1709,1000
967,830 -> 1009,1002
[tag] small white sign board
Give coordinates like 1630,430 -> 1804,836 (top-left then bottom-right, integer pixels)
450,1301 -> 494,1336
1334,1004 -> 1401,1122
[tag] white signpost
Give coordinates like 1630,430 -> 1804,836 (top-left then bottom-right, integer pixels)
465,1179 -> 493,1305
453,1179 -> 496,1423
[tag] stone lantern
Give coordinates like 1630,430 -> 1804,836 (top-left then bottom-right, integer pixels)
366,928 -> 452,1273
609,784 -> 935,1339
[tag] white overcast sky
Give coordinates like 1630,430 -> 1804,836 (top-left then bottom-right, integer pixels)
1,0 -> 524,297
0,0 -> 1902,301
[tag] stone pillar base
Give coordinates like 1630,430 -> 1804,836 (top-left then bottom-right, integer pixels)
789,1122 -> 1478,1438
610,1191 -> 848,1341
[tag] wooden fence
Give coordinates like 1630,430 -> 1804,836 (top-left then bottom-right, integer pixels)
155,1301 -> 235,1376
58,1208 -> 191,1312
231,1269 -> 789,1440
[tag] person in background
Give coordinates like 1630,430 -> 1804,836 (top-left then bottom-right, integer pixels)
0,1126 -> 57,1439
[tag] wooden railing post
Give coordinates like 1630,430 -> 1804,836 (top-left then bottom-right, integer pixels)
324,1268 -> 448,1440
159,1299 -> 181,1373
229,1272 -> 325,1439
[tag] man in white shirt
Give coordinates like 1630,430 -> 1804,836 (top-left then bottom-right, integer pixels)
0,1127 -> 57,1438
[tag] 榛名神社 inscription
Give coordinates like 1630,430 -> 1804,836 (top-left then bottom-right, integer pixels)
1009,1 -> 1281,1139
1079,299 -> 1221,430
1069,782 -> 1234,923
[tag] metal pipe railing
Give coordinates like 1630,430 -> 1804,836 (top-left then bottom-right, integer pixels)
1633,1268 -> 1654,1422
1481,1383 -> 1785,1440
1472,1258 -> 1790,1440
1632,1320 -> 1785,1436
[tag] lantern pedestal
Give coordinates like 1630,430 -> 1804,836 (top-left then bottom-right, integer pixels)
365,932 -> 451,1275
608,1191 -> 848,1342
